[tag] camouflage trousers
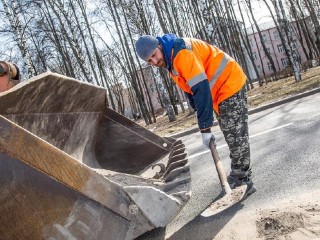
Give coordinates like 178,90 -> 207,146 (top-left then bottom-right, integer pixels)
215,86 -> 251,179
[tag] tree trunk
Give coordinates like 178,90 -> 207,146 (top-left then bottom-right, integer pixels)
246,0 -> 277,76
272,0 -> 301,81
2,0 -> 36,78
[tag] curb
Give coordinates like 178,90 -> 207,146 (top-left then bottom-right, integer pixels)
170,87 -> 320,139
248,87 -> 320,115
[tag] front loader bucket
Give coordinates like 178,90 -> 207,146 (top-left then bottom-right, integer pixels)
0,72 -> 191,240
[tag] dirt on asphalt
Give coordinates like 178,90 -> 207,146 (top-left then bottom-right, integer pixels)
214,190 -> 320,240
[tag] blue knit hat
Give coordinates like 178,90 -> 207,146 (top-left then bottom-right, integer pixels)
135,35 -> 159,61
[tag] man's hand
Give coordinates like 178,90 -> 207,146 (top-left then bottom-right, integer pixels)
201,129 -> 215,148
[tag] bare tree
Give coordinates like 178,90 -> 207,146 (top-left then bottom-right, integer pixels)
245,0 -> 277,77
1,0 -> 318,124
47,0 -> 94,83
271,0 -> 301,81
303,0 -> 320,52
1,0 -> 36,78
293,0 -> 320,59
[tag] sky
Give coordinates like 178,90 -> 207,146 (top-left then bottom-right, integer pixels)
236,0 -> 275,26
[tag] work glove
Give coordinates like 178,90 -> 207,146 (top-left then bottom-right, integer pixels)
201,131 -> 215,148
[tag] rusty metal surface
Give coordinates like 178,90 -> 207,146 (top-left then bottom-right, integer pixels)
0,116 -> 131,218
0,153 -> 130,240
5,112 -> 101,168
0,115 -> 156,239
0,72 -> 106,114
1,72 -> 175,172
95,108 -> 173,174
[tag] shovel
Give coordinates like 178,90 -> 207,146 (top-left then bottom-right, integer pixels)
201,139 -> 247,217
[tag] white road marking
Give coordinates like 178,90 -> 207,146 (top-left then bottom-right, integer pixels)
189,122 -> 293,159
250,122 -> 293,138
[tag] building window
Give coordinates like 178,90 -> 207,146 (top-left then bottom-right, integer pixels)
273,30 -> 279,40
257,65 -> 262,73
277,44 -> 284,53
267,62 -> 273,71
281,58 -> 289,67
262,33 -> 268,43
266,48 -> 271,54
249,38 -> 253,46
253,52 -> 257,60
291,39 -> 298,48
149,84 -> 157,93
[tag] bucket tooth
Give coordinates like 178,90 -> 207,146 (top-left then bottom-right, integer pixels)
164,159 -> 188,177
171,143 -> 185,152
168,147 -> 185,159
164,165 -> 190,182
167,152 -> 188,167
172,139 -> 183,147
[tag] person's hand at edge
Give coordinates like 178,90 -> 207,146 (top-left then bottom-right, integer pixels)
201,128 -> 215,148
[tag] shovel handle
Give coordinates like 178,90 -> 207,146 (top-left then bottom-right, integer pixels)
209,139 -> 232,194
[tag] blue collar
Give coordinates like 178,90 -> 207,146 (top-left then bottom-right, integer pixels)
156,34 -> 177,71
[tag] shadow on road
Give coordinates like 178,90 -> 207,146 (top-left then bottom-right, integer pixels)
167,199 -> 245,240
137,194 -> 245,240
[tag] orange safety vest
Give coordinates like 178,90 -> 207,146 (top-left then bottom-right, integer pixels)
169,38 -> 246,114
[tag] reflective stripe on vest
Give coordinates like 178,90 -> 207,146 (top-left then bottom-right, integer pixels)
209,53 -> 229,89
185,53 -> 230,90
186,72 -> 207,88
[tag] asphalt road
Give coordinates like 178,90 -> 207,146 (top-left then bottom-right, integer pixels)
138,92 -> 320,240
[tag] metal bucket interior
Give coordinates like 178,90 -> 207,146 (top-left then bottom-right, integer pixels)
0,72 -> 174,174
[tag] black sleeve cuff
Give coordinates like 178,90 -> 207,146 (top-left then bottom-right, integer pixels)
200,128 -> 211,133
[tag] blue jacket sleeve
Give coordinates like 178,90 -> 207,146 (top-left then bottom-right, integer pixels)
190,80 -> 213,130
185,92 -> 196,110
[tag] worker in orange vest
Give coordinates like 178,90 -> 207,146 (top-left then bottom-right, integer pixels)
0,61 -> 21,93
135,34 -> 256,197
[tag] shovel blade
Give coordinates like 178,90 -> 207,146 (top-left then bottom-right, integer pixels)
201,185 -> 247,217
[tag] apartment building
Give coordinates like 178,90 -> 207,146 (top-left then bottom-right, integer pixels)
246,20 -> 313,79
